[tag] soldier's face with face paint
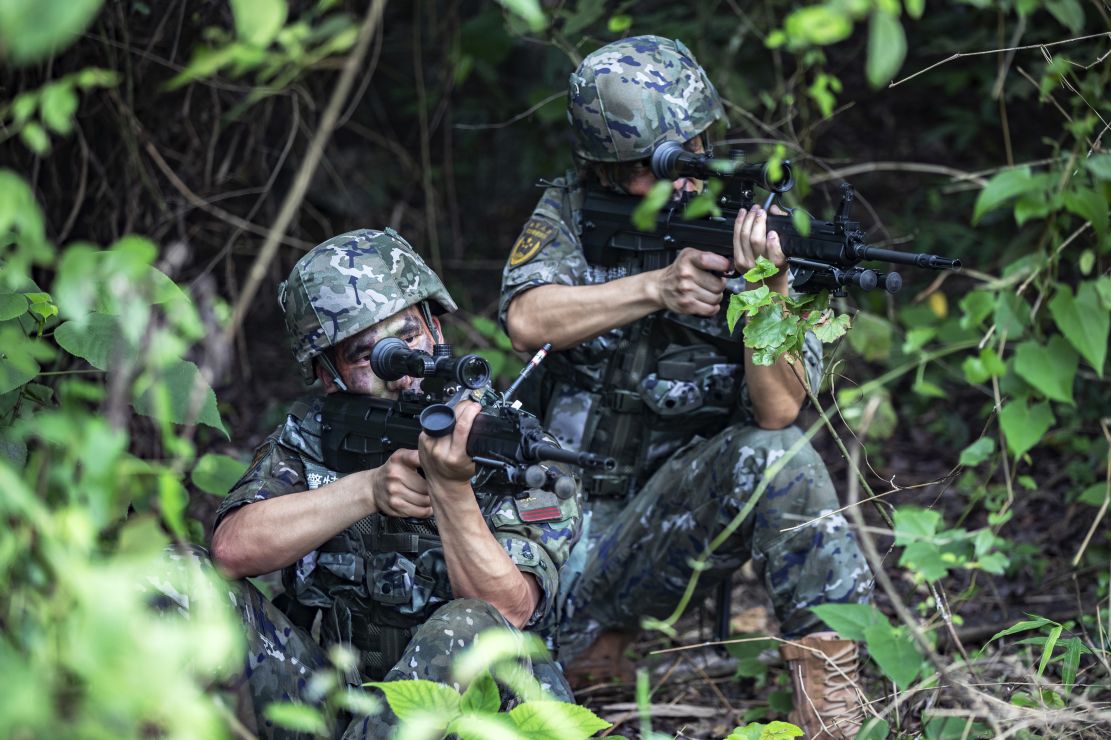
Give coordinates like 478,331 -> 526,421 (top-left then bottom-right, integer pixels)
318,304 -> 440,399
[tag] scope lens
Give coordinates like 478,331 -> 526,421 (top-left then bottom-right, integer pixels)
458,356 -> 491,389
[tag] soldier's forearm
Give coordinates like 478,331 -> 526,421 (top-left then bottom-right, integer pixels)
211,470 -> 377,579
505,275 -> 663,352
745,347 -> 808,429
429,481 -> 540,628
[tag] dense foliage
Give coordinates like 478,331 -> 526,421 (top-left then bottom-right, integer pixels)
1,0 -> 1108,737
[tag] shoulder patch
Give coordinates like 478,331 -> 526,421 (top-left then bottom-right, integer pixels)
513,488 -> 564,523
509,217 -> 557,267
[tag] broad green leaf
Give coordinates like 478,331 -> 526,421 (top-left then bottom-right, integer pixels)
0,325 -> 50,394
856,716 -> 891,739
449,713 -> 525,740
453,629 -> 548,685
745,306 -> 796,350
784,6 -> 853,46
607,14 -> 632,33
1085,153 -> 1111,180
847,312 -> 893,361
631,181 -> 672,231
893,507 -> 941,544
54,313 -> 131,370
743,256 -> 781,283
958,291 -> 994,329
1064,187 -> 1108,238
993,292 -> 1028,339
1079,483 -> 1109,505
810,603 -> 886,641
864,622 -> 922,690
1013,336 -> 1078,404
958,437 -> 995,466
229,0 -> 288,47
1049,283 -> 1108,376
1045,0 -> 1085,33
725,721 -> 803,739
133,359 -> 228,438
20,121 -> 50,154
682,180 -> 723,220
459,671 -> 500,715
902,326 -> 935,353
976,552 -> 1008,574
0,0 -> 103,65
999,399 -> 1054,459
191,453 -> 248,496
985,617 -> 1054,646
812,313 -> 851,343
962,347 -> 1006,384
972,167 -> 1037,224
899,541 -> 950,581
507,701 -> 611,737
1097,276 -> 1111,310
365,679 -> 460,722
263,703 -> 327,735
39,81 -> 78,135
0,294 -> 29,321
866,11 -> 906,88
497,0 -> 548,31
905,0 -> 925,18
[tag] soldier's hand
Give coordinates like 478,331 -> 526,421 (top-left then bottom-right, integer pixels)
654,247 -> 729,317
419,400 -> 478,489
370,448 -> 433,518
734,204 -> 789,291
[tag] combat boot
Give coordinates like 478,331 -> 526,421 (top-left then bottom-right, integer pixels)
563,630 -> 636,690
779,632 -> 864,739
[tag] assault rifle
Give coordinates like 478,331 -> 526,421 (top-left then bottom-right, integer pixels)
579,141 -> 961,295
320,339 -> 615,498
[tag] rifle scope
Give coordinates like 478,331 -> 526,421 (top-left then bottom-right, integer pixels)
650,141 -> 794,193
371,338 -> 490,390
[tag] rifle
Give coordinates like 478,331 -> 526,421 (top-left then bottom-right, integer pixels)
579,141 -> 961,295
320,339 -> 615,499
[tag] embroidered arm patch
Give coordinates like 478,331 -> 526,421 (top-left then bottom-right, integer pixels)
513,488 -> 565,523
509,217 -> 557,267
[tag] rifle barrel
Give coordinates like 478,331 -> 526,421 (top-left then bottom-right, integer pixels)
854,245 -> 961,270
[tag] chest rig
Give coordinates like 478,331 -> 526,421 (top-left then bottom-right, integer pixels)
537,176 -> 746,499
276,398 -> 461,680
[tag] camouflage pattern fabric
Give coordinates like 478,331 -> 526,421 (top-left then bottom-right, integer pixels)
558,424 -> 873,662
499,173 -> 873,660
568,35 -> 726,162
279,228 -> 458,378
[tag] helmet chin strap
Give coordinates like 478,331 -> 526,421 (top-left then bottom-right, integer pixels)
318,353 -> 349,393
418,301 -> 442,343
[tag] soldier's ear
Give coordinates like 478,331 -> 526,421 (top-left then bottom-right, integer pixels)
314,357 -> 338,394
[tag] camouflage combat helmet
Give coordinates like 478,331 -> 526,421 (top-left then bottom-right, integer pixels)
279,228 -> 457,379
568,35 -> 726,163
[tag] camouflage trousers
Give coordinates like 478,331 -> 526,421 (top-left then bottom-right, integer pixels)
225,582 -> 571,739
558,423 -> 874,661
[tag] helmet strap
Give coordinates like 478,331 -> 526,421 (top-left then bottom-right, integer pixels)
318,352 -> 349,393
418,301 -> 442,343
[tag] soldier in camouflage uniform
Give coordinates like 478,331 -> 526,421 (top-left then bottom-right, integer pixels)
499,36 -> 872,738
211,228 -> 581,738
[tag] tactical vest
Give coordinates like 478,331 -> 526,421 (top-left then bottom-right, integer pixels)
530,174 -> 749,499
276,398 -> 457,680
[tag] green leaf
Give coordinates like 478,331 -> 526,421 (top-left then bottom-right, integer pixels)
54,313 -> 131,370
961,347 -> 1006,384
958,291 -> 994,329
993,292 -> 1028,339
893,507 -> 941,544
999,399 -> 1054,459
497,0 -> 548,31
959,437 -> 995,467
1049,283 -> 1108,376
784,6 -> 853,46
866,11 -> 906,87
263,703 -> 327,735
0,294 -> 29,321
743,256 -> 781,283
1064,187 -> 1108,238
791,208 -> 812,237
1045,0 -> 1085,33
1097,276 -> 1111,310
1013,336 -> 1078,404
725,721 -> 804,739
972,167 -> 1039,224
460,671 -> 500,715
133,359 -> 228,438
1079,249 -> 1095,275
1037,625 -> 1063,677
1060,636 -> 1082,691
809,603 -> 886,641
449,713 -> 526,740
0,0 -> 103,65
985,617 -> 1054,647
1079,483 -> 1109,505
812,313 -> 851,343
904,0 -> 925,19
631,181 -> 673,231
20,121 -> 50,154
0,325 -> 49,394
1084,153 -> 1111,180
847,312 -> 893,361
864,622 -> 921,690
855,717 -> 891,740
507,701 -> 610,737
39,81 -> 78,135
899,541 -> 950,581
607,14 -> 632,33
365,679 -> 461,722
229,0 -> 288,47
191,453 -> 248,496
159,470 -> 188,540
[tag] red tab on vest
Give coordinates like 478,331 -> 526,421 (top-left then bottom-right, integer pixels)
514,489 -> 564,523
520,506 -> 562,523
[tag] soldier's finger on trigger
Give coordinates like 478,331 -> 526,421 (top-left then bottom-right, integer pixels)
734,208 -> 754,268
